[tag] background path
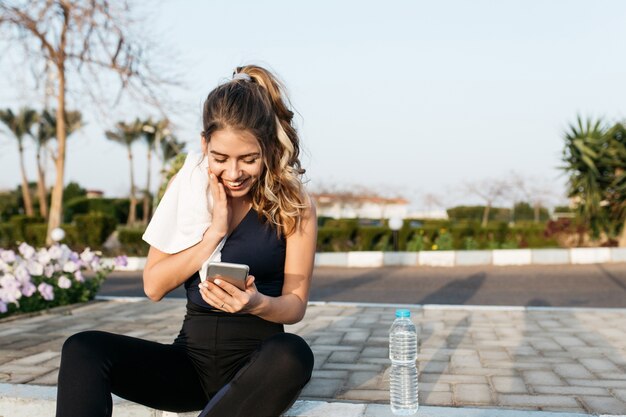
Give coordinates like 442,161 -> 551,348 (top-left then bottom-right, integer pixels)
99,264 -> 626,307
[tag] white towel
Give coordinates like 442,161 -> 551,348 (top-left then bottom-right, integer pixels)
142,151 -> 225,281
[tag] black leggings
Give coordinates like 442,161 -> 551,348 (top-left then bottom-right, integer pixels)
55,310 -> 314,417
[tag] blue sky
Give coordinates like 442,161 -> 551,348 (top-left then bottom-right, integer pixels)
1,0 -> 626,210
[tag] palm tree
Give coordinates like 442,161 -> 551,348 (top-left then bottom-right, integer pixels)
0,108 -> 38,216
32,109 -> 83,220
105,119 -> 143,225
562,116 -> 612,242
140,118 -> 171,224
155,134 -> 185,205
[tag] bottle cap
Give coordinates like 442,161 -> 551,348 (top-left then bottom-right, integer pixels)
395,309 -> 410,318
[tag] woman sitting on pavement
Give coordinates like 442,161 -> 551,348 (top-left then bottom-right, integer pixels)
55,64 -> 317,417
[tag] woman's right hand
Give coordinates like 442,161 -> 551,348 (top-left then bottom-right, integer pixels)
206,170 -> 230,238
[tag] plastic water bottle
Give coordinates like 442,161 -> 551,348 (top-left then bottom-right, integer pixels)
389,309 -> 418,415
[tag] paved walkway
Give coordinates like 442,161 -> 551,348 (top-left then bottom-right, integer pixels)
1,298 -> 626,416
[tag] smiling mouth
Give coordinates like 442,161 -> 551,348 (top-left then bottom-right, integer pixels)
223,178 -> 249,189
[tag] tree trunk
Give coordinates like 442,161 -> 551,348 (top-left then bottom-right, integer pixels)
36,148 -> 49,220
619,218 -> 626,247
46,67 -> 67,245
127,147 -> 137,226
481,204 -> 491,227
534,202 -> 540,223
142,147 -> 152,224
18,142 -> 34,216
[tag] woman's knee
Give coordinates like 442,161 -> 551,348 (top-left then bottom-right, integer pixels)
61,330 -> 110,363
261,333 -> 314,385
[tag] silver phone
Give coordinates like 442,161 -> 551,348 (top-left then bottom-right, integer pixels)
204,262 -> 250,291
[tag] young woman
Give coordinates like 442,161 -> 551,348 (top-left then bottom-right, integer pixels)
56,65 -> 317,417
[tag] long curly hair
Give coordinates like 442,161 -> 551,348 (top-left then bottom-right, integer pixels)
201,65 -> 307,236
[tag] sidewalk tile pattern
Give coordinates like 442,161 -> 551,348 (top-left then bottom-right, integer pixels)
0,300 -> 625,414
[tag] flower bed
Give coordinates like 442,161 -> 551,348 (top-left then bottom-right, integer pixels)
0,242 -> 125,318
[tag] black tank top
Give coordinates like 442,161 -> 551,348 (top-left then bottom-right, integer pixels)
185,208 -> 286,310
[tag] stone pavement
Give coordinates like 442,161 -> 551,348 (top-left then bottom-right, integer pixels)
0,298 -> 626,416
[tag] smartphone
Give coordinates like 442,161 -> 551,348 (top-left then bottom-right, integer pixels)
204,262 -> 250,291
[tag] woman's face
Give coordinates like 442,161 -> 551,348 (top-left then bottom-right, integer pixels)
205,128 -> 263,199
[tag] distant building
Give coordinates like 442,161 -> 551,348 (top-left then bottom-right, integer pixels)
312,193 -> 409,219
407,209 -> 449,220
86,190 -> 104,199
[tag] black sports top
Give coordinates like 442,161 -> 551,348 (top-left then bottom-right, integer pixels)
185,208 -> 287,310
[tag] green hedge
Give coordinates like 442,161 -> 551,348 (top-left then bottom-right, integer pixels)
316,219 -> 561,251
64,197 -> 143,224
73,213 -> 117,251
117,226 -> 149,256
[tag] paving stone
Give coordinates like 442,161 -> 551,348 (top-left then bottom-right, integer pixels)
419,382 -> 450,393
312,351 -> 330,370
530,339 -> 564,351
311,370 -> 349,379
347,371 -> 381,390
421,391 -> 453,406
360,347 -> 387,358
451,352 -> 481,368
300,378 -> 343,398
580,395 -> 626,414
328,351 -> 359,363
342,330 -> 370,343
579,357 -> 620,373
421,373 -> 487,384
523,370 -> 563,386
452,367 -> 517,376
614,388 -> 626,402
477,349 -> 510,361
498,394 -> 579,408
491,376 -> 528,393
314,335 -> 343,345
539,406 -> 587,413
532,385 -> 608,395
339,389 -> 389,402
454,383 -> 492,404
29,369 -> 59,385
568,378 -> 626,388
554,363 -> 594,379
322,363 -> 383,372
8,350 -> 60,366
311,345 -> 359,352
419,361 -> 448,373
553,335 -> 587,347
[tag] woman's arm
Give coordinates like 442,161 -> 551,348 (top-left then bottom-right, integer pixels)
251,202 -> 317,323
199,201 -> 317,324
143,172 -> 230,301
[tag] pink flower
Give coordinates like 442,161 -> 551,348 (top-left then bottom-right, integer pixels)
21,282 -> 36,297
114,256 -> 128,268
36,249 -> 51,265
44,265 -> 55,278
74,270 -> 84,282
0,301 -> 7,314
18,242 -> 35,259
1,250 -> 16,263
0,275 -> 22,303
26,260 -> 44,276
80,248 -> 95,264
58,276 -> 72,289
47,245 -> 62,260
62,261 -> 78,273
14,265 -> 30,284
37,283 -> 54,301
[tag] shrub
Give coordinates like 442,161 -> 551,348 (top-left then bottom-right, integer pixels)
117,226 -> 149,256
73,213 -> 118,251
0,242 -> 124,319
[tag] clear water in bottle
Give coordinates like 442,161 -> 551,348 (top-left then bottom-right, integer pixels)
389,309 -> 418,415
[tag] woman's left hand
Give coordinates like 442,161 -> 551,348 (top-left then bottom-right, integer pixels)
199,275 -> 262,314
